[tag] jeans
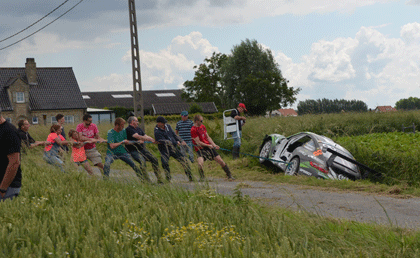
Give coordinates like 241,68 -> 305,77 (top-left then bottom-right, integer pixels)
0,187 -> 20,201
130,149 -> 162,181
43,150 -> 65,172
231,131 -> 242,148
159,144 -> 192,181
104,152 -> 142,178
180,142 -> 194,163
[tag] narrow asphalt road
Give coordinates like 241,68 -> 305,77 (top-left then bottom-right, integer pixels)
109,169 -> 420,230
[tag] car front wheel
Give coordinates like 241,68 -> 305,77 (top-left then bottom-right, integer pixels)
285,157 -> 300,176
259,141 -> 271,164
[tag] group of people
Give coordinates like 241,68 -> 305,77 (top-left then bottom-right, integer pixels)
0,103 -> 247,201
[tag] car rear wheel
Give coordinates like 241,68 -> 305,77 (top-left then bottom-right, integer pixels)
259,141 -> 271,164
285,157 -> 300,176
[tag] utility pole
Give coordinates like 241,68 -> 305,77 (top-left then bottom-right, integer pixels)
128,0 -> 144,129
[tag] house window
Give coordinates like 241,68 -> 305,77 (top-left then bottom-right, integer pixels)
51,116 -> 57,124
6,118 -> 11,123
16,92 -> 25,103
32,116 -> 38,125
65,115 -> 74,124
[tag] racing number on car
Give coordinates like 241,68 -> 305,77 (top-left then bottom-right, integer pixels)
313,150 -> 322,156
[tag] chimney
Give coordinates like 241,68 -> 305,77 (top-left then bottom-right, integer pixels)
25,58 -> 37,85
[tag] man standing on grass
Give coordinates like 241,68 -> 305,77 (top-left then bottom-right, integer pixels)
154,116 -> 193,182
104,117 -> 148,181
76,114 -> 106,173
191,114 -> 234,181
230,103 -> 247,159
0,108 -> 22,201
126,116 -> 163,183
176,110 -> 195,163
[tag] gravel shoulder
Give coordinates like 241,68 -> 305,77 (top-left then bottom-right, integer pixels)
110,169 -> 420,230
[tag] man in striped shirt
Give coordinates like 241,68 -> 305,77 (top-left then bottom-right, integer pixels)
176,111 -> 194,163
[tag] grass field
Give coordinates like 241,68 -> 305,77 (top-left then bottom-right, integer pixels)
3,111 -> 420,256
2,151 -> 420,257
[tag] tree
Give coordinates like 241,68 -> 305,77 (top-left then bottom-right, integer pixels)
395,97 -> 420,110
182,52 -> 228,108
220,39 -> 300,115
188,103 -> 203,114
297,99 -> 368,115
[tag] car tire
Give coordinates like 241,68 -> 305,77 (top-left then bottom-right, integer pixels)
285,157 -> 299,176
259,140 -> 271,164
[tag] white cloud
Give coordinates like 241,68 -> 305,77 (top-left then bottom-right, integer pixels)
82,73 -> 132,92
120,31 -> 219,90
272,22 -> 420,108
401,22 -> 420,44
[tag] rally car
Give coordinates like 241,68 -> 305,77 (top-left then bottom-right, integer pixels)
259,132 -> 362,180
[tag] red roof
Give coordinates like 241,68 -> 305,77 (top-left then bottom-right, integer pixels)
278,109 -> 298,117
375,106 -> 396,112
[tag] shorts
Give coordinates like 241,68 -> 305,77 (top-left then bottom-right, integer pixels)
85,148 -> 102,165
74,160 -> 88,165
197,147 -> 219,161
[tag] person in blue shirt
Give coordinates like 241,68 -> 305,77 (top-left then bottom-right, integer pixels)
154,116 -> 193,182
176,110 -> 194,163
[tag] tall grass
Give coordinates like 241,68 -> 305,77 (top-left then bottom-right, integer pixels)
2,151 -> 420,257
25,110 -> 420,186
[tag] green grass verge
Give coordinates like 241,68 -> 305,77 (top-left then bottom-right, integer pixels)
2,153 -> 420,257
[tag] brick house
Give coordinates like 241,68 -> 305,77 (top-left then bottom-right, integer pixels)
267,108 -> 298,117
0,58 -> 87,125
374,106 -> 397,113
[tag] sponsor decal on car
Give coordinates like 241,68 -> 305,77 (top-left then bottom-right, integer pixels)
300,169 -> 312,176
313,150 -> 322,156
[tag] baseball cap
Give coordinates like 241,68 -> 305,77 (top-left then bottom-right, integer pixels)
238,103 -> 247,111
156,116 -> 167,123
180,111 -> 188,116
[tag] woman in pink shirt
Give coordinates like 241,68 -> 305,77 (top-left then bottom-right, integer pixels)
43,124 -> 69,172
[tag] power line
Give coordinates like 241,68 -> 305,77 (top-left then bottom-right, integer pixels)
0,0 -> 85,51
0,0 -> 71,43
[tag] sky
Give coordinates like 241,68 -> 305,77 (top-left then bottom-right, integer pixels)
1,0 -> 420,110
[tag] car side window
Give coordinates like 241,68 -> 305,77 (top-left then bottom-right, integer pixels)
302,138 -> 316,151
287,135 -> 315,152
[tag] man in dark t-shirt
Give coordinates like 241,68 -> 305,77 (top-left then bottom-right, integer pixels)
126,116 -> 163,183
17,119 -> 49,150
0,112 -> 22,201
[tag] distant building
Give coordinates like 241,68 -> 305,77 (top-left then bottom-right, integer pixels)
374,106 -> 397,113
82,90 -> 218,115
0,58 -> 86,125
267,108 -> 298,117
86,108 -> 115,124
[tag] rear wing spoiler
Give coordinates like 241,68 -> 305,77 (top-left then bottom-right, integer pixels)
326,148 -> 382,179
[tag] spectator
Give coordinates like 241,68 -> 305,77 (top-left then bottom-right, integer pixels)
230,103 -> 247,159
17,119 -> 50,149
176,110 -> 194,163
126,116 -> 163,183
43,124 -> 70,172
68,129 -> 94,176
76,114 -> 106,173
0,109 -> 22,201
103,118 -> 147,181
154,116 -> 193,182
56,114 -> 68,152
191,114 -> 234,181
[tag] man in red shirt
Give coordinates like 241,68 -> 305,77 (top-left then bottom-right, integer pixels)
191,114 -> 234,181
